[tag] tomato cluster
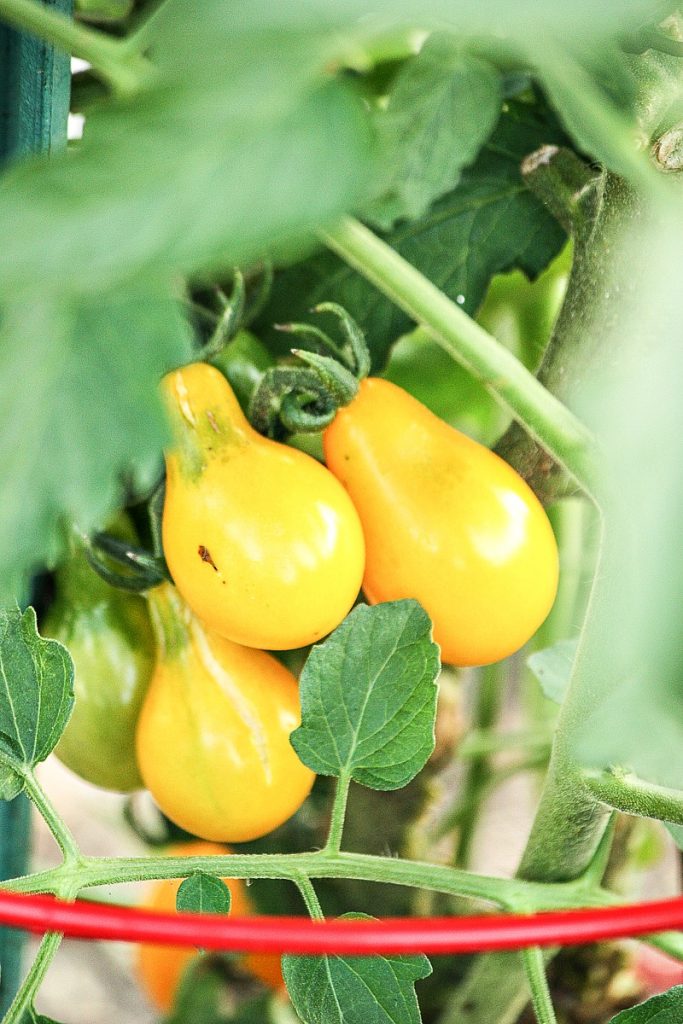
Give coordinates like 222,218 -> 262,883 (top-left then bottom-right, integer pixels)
45,355 -> 559,1011
47,360 -> 558,818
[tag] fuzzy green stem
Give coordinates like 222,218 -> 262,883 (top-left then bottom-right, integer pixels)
583,769 -> 683,825
453,664 -> 503,868
458,729 -> 553,760
0,0 -> 152,95
537,499 -> 594,647
296,876 -> 325,921
520,146 -> 597,236
120,0 -> 171,54
645,931 -> 683,962
22,770 -> 81,866
325,774 -> 351,855
577,813 -> 617,890
532,43 -> 671,194
522,946 -> 558,1024
320,217 -> 599,497
2,931 -> 62,1024
1,850 -> 613,914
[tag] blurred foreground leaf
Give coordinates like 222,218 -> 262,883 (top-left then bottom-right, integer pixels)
0,67 -> 371,293
0,279 -> 191,602
569,201 -> 683,791
152,0 -> 670,53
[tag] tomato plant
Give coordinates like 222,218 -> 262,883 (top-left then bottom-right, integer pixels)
1,3 -> 683,1024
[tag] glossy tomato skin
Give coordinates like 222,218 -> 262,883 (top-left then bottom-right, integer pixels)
44,519 -> 153,791
161,363 -> 364,650
323,377 -> 559,667
136,841 -> 283,1012
136,584 -> 314,842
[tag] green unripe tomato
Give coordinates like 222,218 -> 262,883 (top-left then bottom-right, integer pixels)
44,516 -> 154,792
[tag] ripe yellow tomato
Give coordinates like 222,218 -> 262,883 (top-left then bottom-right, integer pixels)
136,584 -> 315,842
323,377 -> 559,667
161,363 -> 365,650
136,841 -> 283,1012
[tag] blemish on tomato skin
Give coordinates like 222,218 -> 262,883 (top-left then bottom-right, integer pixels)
198,545 -> 218,571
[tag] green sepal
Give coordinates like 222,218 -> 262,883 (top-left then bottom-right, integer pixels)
291,349 -> 359,405
311,302 -> 371,379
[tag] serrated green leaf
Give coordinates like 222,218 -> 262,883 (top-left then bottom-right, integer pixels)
177,872 -> 232,916
0,279 -> 191,602
283,914 -> 431,1024
527,638 -> 579,705
256,99 -> 567,370
0,608 -> 74,799
608,986 -> 683,1023
291,602 -> 439,791
370,37 -> 501,229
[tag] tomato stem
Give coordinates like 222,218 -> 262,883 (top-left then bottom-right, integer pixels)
22,770 -> 81,867
521,946 -> 558,1024
146,581 -> 191,659
457,728 -> 553,761
295,876 -> 325,922
583,768 -> 683,825
0,0 -> 153,96
325,774 -> 351,856
3,849 -> 606,915
0,931 -> 62,1024
320,217 -> 600,499
452,665 -> 503,869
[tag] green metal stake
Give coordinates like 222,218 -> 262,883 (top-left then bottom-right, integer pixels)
0,796 -> 32,1015
0,1 -> 71,1010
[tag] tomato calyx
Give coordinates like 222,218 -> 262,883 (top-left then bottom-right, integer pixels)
248,303 -> 371,439
80,528 -> 170,592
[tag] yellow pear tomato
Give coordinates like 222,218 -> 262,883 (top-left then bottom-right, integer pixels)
323,377 -> 559,667
136,584 -> 314,842
161,363 -> 364,650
